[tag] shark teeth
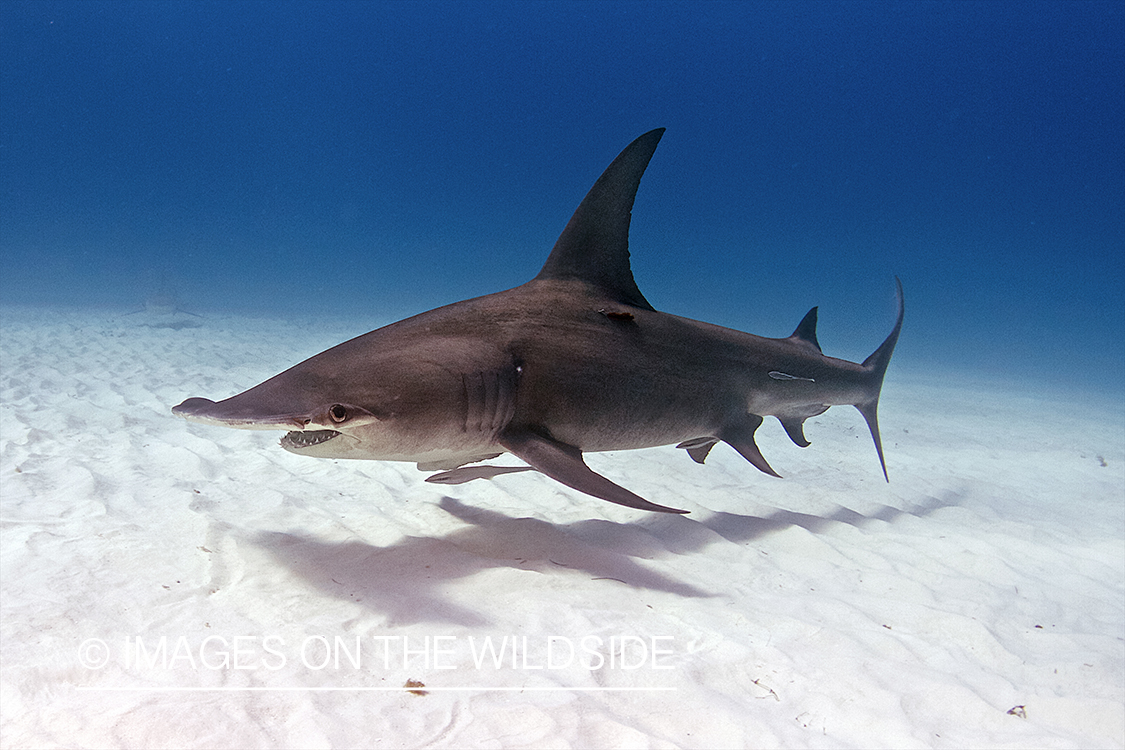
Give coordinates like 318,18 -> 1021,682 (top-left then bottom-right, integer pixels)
281,429 -> 340,449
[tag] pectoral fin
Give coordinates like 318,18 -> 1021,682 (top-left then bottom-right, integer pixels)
499,429 -> 687,514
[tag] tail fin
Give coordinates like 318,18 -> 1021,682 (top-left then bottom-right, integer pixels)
855,277 -> 904,481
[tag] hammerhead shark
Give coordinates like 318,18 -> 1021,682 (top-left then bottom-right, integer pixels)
173,129 -> 903,514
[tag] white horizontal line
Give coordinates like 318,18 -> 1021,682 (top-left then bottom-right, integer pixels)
78,686 -> 676,693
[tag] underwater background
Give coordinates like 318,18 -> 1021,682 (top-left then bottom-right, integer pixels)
1,0 -> 1122,393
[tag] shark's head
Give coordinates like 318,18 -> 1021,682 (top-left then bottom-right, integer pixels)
173,391 -> 386,460
172,331 -> 517,466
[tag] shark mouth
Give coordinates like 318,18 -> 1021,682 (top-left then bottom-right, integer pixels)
281,429 -> 340,449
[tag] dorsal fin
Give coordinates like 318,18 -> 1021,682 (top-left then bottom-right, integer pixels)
788,307 -> 821,352
534,129 -> 664,311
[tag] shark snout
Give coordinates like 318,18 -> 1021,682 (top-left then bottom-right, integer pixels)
172,397 -> 217,416
172,396 -> 309,430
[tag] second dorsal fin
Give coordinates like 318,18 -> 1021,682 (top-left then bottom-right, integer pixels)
788,307 -> 821,352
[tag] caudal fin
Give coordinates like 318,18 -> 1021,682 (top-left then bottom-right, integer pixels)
855,277 -> 904,481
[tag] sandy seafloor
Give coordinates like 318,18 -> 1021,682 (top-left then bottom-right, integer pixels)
0,304 -> 1122,750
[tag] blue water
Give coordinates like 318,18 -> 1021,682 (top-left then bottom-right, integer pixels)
1,0 -> 1122,392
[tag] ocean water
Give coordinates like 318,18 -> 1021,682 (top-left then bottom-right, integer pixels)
1,0 -> 1122,386
2,4 -> 1124,746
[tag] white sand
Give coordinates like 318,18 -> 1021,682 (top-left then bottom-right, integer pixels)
1,304 -> 1122,749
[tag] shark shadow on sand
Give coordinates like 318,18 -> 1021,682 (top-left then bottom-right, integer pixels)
243,493 -> 962,625
248,496 -> 712,627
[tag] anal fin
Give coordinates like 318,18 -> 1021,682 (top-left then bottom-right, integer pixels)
777,404 -> 828,448
778,418 -> 811,447
500,429 -> 687,514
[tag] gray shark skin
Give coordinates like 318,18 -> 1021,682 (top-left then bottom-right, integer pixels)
173,129 -> 904,514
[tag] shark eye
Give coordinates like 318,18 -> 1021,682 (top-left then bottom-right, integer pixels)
329,404 -> 348,423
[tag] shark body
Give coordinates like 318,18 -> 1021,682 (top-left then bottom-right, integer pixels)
173,129 -> 903,514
